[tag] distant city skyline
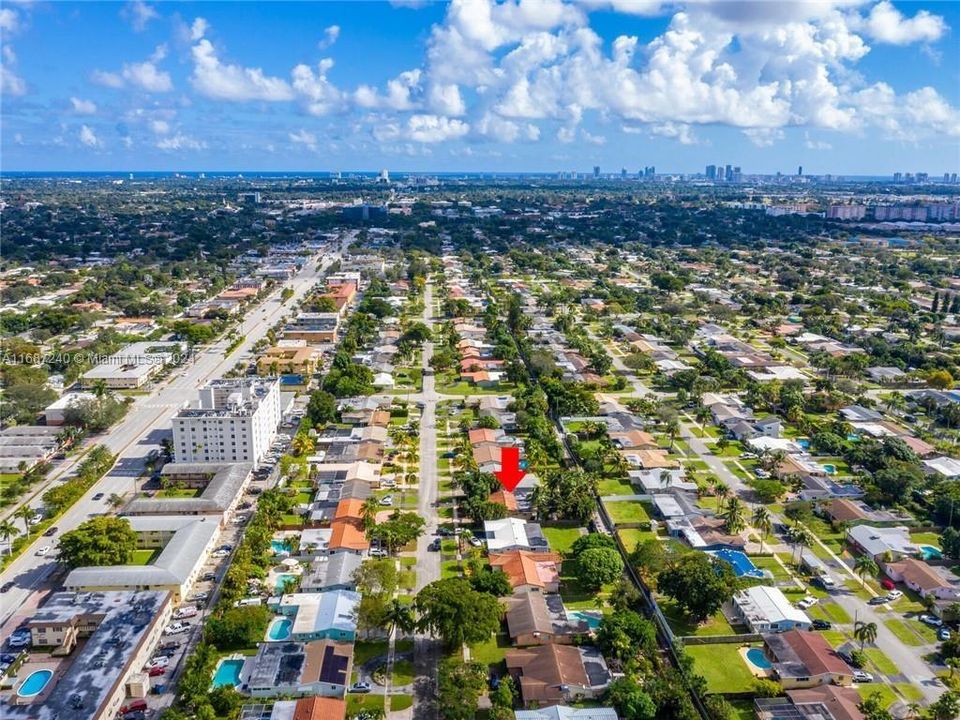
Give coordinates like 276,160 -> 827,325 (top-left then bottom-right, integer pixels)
2,1 -> 959,173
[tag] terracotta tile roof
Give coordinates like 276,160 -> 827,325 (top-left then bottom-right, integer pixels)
779,630 -> 851,677
335,498 -> 365,522
825,499 -> 869,522
293,696 -> 346,720
472,443 -> 502,465
489,490 -> 518,512
506,644 -> 588,705
786,686 -> 864,720
369,410 -> 391,427
468,428 -> 504,444
886,557 -> 953,592
329,520 -> 369,551
489,551 -> 562,589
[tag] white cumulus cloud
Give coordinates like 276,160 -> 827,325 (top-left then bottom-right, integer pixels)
191,37 -> 294,101
70,97 -> 97,114
860,1 -> 947,45
288,128 -> 318,151
79,124 -> 101,148
406,114 -> 469,142
123,1 -> 159,32
156,133 -> 207,150
319,25 -> 341,49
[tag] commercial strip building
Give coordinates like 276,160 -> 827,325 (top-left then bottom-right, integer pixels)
5,590 -> 171,720
172,378 -> 281,468
64,515 -> 219,601
81,341 -> 185,389
0,425 -> 61,473
124,462 -> 253,520
283,313 -> 340,344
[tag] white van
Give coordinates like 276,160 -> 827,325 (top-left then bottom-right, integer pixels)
174,606 -> 198,620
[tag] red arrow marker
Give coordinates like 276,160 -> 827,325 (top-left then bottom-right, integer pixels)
495,446 -> 525,492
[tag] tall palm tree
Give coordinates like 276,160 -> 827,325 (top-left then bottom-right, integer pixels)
659,469 -> 674,490
713,481 -> 730,512
722,497 -> 746,534
360,497 -> 380,532
854,555 -> 879,589
853,620 -> 878,651
14,506 -> 35,536
752,507 -> 772,553
0,520 -> 19,555
788,525 -> 813,565
383,598 -> 416,637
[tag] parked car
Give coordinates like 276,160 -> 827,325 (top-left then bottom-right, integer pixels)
428,539 -> 441,551
796,596 -> 818,610
148,665 -> 166,677
468,536 -> 483,547
880,578 -> 896,591
188,592 -> 210,603
201,572 -> 216,582
868,596 -> 888,605
885,590 -> 903,601
369,548 -> 388,558
145,656 -> 169,669
379,495 -> 394,506
163,623 -> 188,636
174,606 -> 198,620
920,614 -> 943,627
35,546 -> 51,557
0,581 -> 15,593
938,627 -> 952,641
120,700 -> 148,714
7,629 -> 31,649
852,671 -> 874,683
43,527 -> 58,537
92,493 -> 104,501
349,682 -> 372,694
155,647 -> 177,658
812,619 -> 832,630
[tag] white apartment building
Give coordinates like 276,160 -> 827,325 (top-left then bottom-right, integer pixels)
172,378 -> 281,468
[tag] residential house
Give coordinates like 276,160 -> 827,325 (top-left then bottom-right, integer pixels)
484,518 -> 550,553
489,551 -> 563,593
506,644 -> 611,707
764,630 -> 854,689
846,525 -> 918,561
733,586 -> 812,633
884,558 -> 960,600
504,592 -> 589,645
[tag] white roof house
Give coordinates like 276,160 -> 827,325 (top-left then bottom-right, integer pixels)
924,456 -> 960,479
483,517 -> 549,553
515,707 -> 619,720
847,525 -> 918,560
733,586 -> 811,633
747,437 -> 802,453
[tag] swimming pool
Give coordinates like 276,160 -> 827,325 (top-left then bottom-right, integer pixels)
822,464 -> 837,475
920,545 -> 943,560
745,648 -> 772,670
17,669 -> 53,698
267,617 -> 292,641
271,540 -> 290,554
274,573 -> 298,593
211,659 -> 244,689
797,438 -> 811,450
709,549 -> 766,579
568,610 -> 603,630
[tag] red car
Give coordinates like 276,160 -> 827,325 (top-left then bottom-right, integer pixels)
148,666 -> 166,677
881,578 -> 895,591
120,700 -> 148,714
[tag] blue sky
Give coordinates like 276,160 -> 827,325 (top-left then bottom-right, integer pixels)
1,0 -> 958,174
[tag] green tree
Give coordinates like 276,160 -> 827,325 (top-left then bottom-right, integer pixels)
657,552 -> 741,622
721,496 -> 746,534
204,605 -> 271,650
575,547 -> 625,590
0,519 -> 18,554
306,389 -> 338,425
752,506 -> 772,553
437,658 -> 487,720
854,555 -> 879,589
928,692 -> 960,720
854,620 -> 878,651
607,676 -> 657,720
414,578 -> 503,649
596,609 -> 656,661
57,516 -> 137,568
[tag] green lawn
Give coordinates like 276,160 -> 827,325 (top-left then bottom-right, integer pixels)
129,549 -> 160,565
684,643 -> 758,693
542,525 -> 584,554
353,640 -> 389,666
392,659 -> 415,686
856,685 -> 898,710
156,487 -> 200,498
910,531 -> 942,549
750,555 -> 794,583
659,597 -> 737,637
390,695 -> 413,712
863,648 -> 899,676
883,619 -> 930,647
559,571 -> 613,611
597,477 -> 634,495
617,528 -> 656,552
807,601 -> 852,625
347,695 -> 385,715
603,500 -> 650,526
469,631 -> 511,671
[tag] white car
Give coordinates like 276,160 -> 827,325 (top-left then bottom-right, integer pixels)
796,596 -> 819,610
35,546 -> 51,557
379,495 -> 394,506
369,548 -> 388,558
852,670 -> 874,683
163,623 -> 188,635
146,656 -> 170,669
885,590 -> 903,601
211,549 -> 229,558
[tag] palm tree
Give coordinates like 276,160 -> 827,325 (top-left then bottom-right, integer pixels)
91,379 -> 109,400
905,702 -> 923,720
752,507 -> 772,553
713,481 -> 730,512
360,497 -> 380,532
0,520 -> 19,555
853,620 -> 878,651
107,493 -> 126,510
788,525 -> 813,565
722,497 -> 746,534
659,469 -> 674,490
383,598 -> 416,637
854,555 -> 879,589
14,506 -> 35,536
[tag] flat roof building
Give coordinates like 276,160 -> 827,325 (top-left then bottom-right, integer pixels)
733,586 -> 812,633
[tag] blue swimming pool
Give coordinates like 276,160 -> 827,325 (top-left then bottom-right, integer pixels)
271,540 -> 290,554
568,610 -> 603,630
709,549 -> 765,579
745,648 -> 772,670
267,617 -> 292,641
822,464 -> 837,475
797,438 -> 811,450
211,659 -> 244,689
17,669 -> 53,697
920,545 -> 943,560
274,573 -> 298,593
